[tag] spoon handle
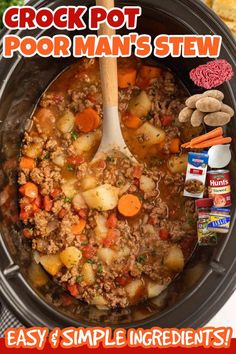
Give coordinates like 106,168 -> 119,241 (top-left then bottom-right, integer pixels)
96,0 -> 118,108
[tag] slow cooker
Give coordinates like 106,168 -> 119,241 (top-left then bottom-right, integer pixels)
0,0 -> 236,329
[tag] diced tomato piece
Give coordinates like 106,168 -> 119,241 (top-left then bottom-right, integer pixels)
43,196 -> 53,212
102,229 -> 120,248
133,166 -> 142,179
58,208 -> 67,219
159,228 -> 170,240
136,77 -> 150,90
91,159 -> 106,170
106,213 -> 117,229
115,273 -> 133,286
87,94 -> 97,103
133,178 -> 140,187
82,245 -> 96,259
148,217 -> 157,225
180,237 -> 195,259
61,295 -> 73,306
34,195 -> 42,208
19,185 -> 26,195
160,115 -> 173,126
23,228 -> 33,238
67,284 -> 79,297
51,189 -> 61,199
67,155 -> 85,165
79,234 -> 88,242
19,210 -> 30,221
78,209 -> 88,220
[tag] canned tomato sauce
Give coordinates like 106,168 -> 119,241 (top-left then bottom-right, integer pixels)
207,170 -> 231,207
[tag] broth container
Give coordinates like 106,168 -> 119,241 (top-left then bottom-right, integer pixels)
184,152 -> 209,199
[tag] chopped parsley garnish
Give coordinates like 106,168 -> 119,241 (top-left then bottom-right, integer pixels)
87,259 -> 95,264
97,264 -> 103,274
76,276 -> 83,283
67,164 -> 74,172
146,113 -> 153,121
81,241 -> 89,246
64,197 -> 72,203
106,156 -> 115,163
43,152 -> 50,160
137,255 -> 147,264
71,131 -> 78,141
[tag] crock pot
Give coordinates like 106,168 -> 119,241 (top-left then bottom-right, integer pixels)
0,0 -> 236,329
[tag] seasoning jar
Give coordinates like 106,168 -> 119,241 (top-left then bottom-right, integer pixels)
208,207 -> 231,234
195,198 -> 217,246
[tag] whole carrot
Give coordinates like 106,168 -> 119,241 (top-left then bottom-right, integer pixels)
191,136 -> 232,149
190,127 -> 223,145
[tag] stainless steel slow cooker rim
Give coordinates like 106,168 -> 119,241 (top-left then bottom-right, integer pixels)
0,0 -> 236,329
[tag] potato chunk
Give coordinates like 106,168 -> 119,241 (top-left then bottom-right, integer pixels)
129,91 -> 152,118
147,282 -> 167,298
72,193 -> 87,210
91,295 -> 108,309
80,176 -> 98,191
60,247 -> 82,269
28,262 -> 49,287
82,184 -> 119,211
39,254 -> 63,276
56,111 -> 75,133
97,248 -> 117,265
73,130 -> 101,155
136,122 -> 166,146
164,246 -> 184,272
125,279 -> 143,299
81,263 -> 96,285
23,143 -> 42,159
61,178 -> 79,199
94,215 -> 108,242
167,154 -> 188,174
139,175 -> 155,193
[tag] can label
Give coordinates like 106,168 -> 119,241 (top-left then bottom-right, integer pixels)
208,215 -> 230,233
197,217 -> 217,246
207,170 -> 231,207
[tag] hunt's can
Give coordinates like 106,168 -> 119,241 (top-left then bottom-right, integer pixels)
207,170 -> 231,208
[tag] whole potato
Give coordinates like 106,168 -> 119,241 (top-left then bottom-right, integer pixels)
191,110 -> 205,127
203,90 -> 224,101
185,94 -> 203,108
178,107 -> 194,123
196,97 -> 222,113
204,112 -> 231,126
221,103 -> 235,118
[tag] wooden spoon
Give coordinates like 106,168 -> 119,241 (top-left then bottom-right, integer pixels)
93,0 -> 136,162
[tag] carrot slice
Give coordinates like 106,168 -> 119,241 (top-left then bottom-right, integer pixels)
170,138 -> 181,153
139,65 -> 161,80
123,112 -> 142,129
75,108 -> 101,133
118,67 -> 137,89
19,157 -> 35,170
191,136 -> 232,149
19,182 -> 38,199
71,220 -> 86,235
118,194 -> 142,217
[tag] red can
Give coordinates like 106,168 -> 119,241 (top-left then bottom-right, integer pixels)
207,170 -> 231,207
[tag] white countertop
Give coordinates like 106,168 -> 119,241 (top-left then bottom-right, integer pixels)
207,292 -> 236,336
